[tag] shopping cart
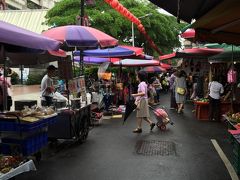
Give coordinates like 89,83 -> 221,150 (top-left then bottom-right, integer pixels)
149,106 -> 174,131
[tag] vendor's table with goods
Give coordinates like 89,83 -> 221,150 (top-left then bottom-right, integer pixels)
223,114 -> 240,174
0,106 -> 57,178
0,159 -> 36,180
194,100 -> 231,120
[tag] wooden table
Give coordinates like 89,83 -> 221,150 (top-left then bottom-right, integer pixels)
194,101 -> 231,121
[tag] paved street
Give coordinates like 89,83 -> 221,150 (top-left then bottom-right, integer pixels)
14,89 -> 237,180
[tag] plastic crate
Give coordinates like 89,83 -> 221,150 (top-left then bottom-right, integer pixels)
0,115 -> 57,132
0,132 -> 48,156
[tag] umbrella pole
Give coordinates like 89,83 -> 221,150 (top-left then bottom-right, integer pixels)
66,79 -> 70,109
1,45 -> 7,111
79,49 -> 84,76
72,51 -> 76,77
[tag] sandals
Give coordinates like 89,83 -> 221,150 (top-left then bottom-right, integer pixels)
133,128 -> 142,133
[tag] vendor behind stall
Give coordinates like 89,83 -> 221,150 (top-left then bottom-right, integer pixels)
208,76 -> 224,121
40,65 -> 57,106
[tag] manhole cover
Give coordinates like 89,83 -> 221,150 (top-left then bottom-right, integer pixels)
135,140 -> 176,156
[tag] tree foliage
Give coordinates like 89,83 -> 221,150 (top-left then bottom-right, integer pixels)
45,0 -> 186,56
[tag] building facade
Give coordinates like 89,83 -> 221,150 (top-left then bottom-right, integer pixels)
4,0 -> 60,10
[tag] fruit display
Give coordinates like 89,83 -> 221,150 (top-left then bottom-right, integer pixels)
197,98 -> 209,102
0,155 -> 23,174
226,112 -> 240,123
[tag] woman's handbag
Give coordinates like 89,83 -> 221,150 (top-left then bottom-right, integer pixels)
176,87 -> 185,95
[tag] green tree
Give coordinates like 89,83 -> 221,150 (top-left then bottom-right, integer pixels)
45,0 -> 186,56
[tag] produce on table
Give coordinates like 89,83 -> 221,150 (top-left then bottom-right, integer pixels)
0,155 -> 23,174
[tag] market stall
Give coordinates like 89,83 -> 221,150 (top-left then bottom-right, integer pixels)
194,99 -> 233,120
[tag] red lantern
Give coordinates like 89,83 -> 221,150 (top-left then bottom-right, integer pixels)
116,4 -> 123,12
104,0 -> 112,3
137,24 -> 143,29
126,11 -> 131,18
122,8 -> 128,15
135,18 -> 141,25
110,0 -> 119,8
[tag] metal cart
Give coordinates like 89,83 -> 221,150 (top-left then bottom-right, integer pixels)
48,104 -> 91,143
0,113 -> 57,161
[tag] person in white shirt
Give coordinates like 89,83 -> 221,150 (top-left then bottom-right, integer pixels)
41,65 -> 57,106
208,76 -> 224,121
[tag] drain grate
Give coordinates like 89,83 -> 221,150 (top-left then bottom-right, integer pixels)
135,140 -> 176,156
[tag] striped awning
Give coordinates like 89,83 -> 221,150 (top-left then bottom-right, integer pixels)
0,9 -> 49,34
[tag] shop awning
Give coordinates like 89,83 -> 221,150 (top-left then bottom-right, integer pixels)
113,59 -> 160,67
159,48 -> 224,60
73,45 -> 143,57
192,0 -> 240,45
148,0 -> 222,23
208,50 -> 240,63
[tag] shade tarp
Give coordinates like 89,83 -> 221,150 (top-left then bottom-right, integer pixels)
148,0 -> 222,23
113,59 -> 160,67
0,20 -> 61,51
159,48 -> 224,60
73,45 -> 143,57
192,0 -> 240,45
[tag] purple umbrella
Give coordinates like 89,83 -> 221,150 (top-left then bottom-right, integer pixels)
74,56 -> 110,64
0,20 -> 61,51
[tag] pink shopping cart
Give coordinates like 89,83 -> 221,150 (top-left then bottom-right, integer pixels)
149,106 -> 174,131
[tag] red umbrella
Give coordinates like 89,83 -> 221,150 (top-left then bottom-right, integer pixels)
180,28 -> 195,39
42,25 -> 118,50
140,66 -> 166,73
160,62 -> 171,70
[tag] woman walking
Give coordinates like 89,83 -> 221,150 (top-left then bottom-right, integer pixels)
132,72 -> 155,133
175,70 -> 187,113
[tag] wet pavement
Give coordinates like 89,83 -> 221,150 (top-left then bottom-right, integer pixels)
13,90 -> 237,180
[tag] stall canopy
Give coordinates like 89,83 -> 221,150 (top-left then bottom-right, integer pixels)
73,45 -> 143,57
159,48 -> 224,60
148,0 -> 222,23
192,0 -> 240,45
113,59 -> 159,67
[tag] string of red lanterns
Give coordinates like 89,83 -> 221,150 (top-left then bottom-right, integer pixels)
104,0 -> 163,55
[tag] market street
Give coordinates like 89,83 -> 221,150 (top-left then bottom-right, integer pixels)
17,91 -> 236,180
